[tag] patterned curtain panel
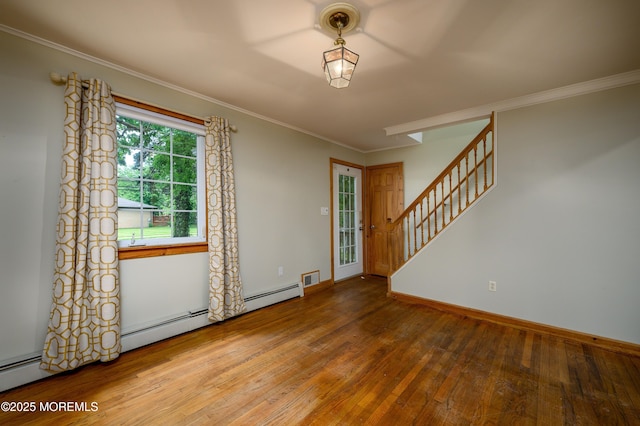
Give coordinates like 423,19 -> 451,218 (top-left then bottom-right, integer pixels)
41,73 -> 120,372
205,117 -> 246,321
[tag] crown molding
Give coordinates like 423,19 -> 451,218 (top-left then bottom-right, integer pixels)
3,24 -> 636,151
384,69 -> 640,136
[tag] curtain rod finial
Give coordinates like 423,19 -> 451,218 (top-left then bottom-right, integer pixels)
50,72 -> 67,85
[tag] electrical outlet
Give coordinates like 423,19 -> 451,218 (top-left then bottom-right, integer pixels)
278,266 -> 284,277
488,281 -> 497,292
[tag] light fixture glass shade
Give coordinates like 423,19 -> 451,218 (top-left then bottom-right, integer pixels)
321,45 -> 359,89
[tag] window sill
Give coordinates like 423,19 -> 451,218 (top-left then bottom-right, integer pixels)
118,242 -> 208,260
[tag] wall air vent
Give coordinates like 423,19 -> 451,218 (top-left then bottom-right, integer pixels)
302,270 -> 320,287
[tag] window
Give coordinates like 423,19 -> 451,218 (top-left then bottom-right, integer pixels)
115,102 -> 206,249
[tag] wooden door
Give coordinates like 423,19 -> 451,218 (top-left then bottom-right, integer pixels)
366,163 -> 403,276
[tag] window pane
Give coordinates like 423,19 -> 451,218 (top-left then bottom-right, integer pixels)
145,213 -> 172,239
143,181 -> 171,212
142,151 -> 171,182
116,117 -> 140,148
118,146 -> 139,177
142,122 -> 170,152
118,177 -> 140,192
173,130 -> 198,157
173,211 -> 197,237
173,184 -> 197,212
119,226 -> 143,243
173,156 -> 197,184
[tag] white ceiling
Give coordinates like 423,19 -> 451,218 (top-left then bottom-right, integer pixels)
1,0 -> 639,152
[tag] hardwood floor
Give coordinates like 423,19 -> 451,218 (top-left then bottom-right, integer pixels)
2,276 -> 639,425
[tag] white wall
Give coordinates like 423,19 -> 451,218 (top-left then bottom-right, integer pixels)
391,83 -> 640,344
0,30 -> 364,367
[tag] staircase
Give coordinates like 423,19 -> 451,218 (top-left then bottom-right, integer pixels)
388,114 -> 495,273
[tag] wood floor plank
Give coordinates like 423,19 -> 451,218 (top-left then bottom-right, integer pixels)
2,276 -> 640,425
535,334 -> 564,425
521,330 -> 535,369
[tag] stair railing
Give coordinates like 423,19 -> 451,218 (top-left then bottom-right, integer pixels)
388,114 -> 495,273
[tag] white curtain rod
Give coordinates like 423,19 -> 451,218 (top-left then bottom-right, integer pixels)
49,72 -> 237,131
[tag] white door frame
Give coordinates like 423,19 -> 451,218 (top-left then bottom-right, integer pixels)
332,161 -> 364,281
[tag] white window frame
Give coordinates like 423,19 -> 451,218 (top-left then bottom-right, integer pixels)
115,102 -> 206,248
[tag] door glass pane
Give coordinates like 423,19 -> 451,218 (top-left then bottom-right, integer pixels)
339,174 -> 358,266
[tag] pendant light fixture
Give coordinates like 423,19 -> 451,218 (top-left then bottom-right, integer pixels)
320,3 -> 360,89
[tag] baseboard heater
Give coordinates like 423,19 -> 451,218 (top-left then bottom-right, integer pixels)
121,308 -> 208,337
243,283 -> 303,313
244,283 -> 300,302
120,279 -> 301,344
0,353 -> 42,372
